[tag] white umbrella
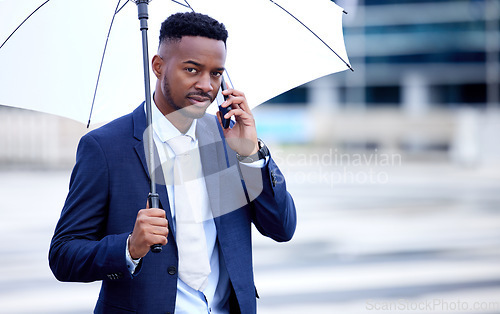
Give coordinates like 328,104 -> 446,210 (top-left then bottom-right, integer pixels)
0,0 -> 351,125
1,0 -> 351,252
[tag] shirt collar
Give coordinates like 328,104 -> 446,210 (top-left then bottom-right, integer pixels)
149,100 -> 197,143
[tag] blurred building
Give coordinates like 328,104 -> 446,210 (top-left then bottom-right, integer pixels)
337,0 -> 498,110
255,0 -> 499,164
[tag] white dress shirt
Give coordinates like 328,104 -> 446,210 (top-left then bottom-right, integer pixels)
127,103 -> 231,313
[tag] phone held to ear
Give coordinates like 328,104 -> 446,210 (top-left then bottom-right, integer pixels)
219,77 -> 231,129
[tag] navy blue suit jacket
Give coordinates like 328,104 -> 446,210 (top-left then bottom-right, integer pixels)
49,105 -> 297,313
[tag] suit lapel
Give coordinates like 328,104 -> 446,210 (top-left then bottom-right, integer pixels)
132,104 -> 173,229
132,104 -> 151,178
197,117 -> 250,278
197,115 -> 227,222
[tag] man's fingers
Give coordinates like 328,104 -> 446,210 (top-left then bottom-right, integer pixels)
221,89 -> 249,109
152,225 -> 169,237
139,207 -> 166,218
223,88 -> 245,98
151,216 -> 169,228
130,206 -> 169,258
224,109 -> 254,125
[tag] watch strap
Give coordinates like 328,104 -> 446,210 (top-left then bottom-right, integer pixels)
237,139 -> 269,163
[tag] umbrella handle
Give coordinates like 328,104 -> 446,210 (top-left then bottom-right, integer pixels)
133,0 -> 162,254
148,192 -> 163,253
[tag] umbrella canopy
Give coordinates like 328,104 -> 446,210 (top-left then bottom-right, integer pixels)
0,0 -> 351,125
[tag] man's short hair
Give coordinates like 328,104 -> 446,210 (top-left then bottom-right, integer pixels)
159,12 -> 228,46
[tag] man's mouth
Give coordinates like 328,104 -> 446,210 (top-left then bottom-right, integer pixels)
187,94 -> 212,106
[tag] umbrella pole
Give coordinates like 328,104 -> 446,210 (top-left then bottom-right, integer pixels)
134,0 -> 162,253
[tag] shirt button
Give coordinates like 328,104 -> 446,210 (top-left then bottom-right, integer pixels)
167,266 -> 177,275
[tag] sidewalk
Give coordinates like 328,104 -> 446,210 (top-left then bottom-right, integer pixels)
1,157 -> 499,313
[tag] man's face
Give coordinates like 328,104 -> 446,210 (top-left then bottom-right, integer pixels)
155,36 -> 226,119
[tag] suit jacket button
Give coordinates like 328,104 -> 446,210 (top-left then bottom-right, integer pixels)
167,266 -> 177,275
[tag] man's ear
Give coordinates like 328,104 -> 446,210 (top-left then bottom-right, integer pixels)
151,55 -> 163,79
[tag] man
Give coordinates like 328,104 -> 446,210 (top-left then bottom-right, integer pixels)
49,12 -> 296,314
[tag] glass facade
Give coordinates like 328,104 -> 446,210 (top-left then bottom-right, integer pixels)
267,0 -> 499,108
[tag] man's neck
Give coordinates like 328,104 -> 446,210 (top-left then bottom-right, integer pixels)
162,110 -> 193,134
153,94 -> 194,134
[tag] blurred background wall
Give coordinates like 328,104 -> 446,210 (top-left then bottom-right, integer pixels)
0,1 -> 499,313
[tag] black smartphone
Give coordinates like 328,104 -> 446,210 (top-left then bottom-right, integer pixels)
219,77 -> 231,129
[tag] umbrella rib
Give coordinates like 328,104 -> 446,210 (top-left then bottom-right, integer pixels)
170,0 -> 194,10
116,0 -> 131,14
0,0 -> 51,50
87,0 -> 124,128
268,0 -> 354,72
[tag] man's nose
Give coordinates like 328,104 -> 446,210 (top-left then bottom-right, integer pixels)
195,73 -> 214,93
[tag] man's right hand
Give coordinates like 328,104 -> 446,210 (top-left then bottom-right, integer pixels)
128,207 -> 169,259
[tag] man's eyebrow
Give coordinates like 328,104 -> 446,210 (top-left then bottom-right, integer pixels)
183,60 -> 202,67
183,60 -> 225,72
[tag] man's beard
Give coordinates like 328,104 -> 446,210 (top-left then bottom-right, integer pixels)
163,77 -> 212,120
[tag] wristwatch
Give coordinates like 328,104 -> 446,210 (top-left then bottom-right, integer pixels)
236,139 -> 269,163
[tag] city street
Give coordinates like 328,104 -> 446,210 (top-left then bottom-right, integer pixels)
1,150 -> 499,313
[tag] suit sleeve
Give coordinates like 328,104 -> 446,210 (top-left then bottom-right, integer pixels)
239,154 -> 297,242
49,134 -> 132,282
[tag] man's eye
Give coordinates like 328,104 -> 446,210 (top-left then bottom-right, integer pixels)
212,72 -> 222,77
186,68 -> 197,73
